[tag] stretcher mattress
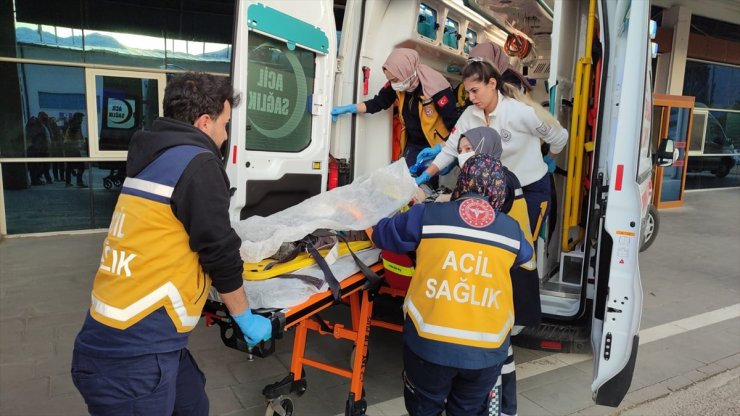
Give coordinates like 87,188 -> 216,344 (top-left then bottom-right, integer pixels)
209,247 -> 381,309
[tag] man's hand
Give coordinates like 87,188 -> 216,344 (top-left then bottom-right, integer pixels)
232,309 -> 271,347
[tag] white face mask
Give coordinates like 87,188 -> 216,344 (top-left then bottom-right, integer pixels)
458,151 -> 476,168
391,71 -> 416,91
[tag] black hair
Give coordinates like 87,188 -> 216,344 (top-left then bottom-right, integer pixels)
163,72 -> 240,125
461,61 -> 512,98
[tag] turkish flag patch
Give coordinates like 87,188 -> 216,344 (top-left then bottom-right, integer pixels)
384,81 -> 391,88
437,96 -> 449,107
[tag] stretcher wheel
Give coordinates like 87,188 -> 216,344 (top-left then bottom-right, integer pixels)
113,177 -> 123,187
103,178 -> 113,189
264,397 -> 293,416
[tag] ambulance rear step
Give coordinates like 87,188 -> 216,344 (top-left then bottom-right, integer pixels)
512,322 -> 591,354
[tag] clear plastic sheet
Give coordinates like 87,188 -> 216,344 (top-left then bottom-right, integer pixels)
209,248 -> 381,309
234,160 -> 416,263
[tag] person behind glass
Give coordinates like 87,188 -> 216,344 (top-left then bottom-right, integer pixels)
71,72 -> 272,415
419,59 -> 567,246
64,112 -> 88,188
331,48 -> 458,172
456,127 -> 542,416
25,116 -> 51,185
370,154 -> 532,416
46,116 -> 66,182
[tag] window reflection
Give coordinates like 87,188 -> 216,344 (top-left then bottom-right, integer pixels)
2,162 -> 123,234
683,60 -> 740,111
7,3 -> 233,72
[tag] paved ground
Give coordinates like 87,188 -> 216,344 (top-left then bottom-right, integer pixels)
0,187 -> 738,416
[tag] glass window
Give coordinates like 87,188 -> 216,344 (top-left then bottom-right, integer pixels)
83,29 -> 165,69
2,161 -> 124,234
660,107 -> 691,203
417,4 -> 438,41
0,62 -> 87,160
683,60 -> 740,111
443,18 -> 460,49
91,74 -> 161,153
4,0 -> 233,74
165,39 -> 232,73
245,32 -> 316,152
465,28 -> 477,54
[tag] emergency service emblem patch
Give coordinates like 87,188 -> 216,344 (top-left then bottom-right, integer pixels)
535,122 -> 552,136
459,198 -> 495,228
500,129 -> 511,142
424,107 -> 434,117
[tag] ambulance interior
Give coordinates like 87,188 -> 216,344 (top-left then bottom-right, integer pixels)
332,0 -> 602,343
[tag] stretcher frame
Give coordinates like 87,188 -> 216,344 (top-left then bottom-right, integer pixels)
203,262 -> 404,416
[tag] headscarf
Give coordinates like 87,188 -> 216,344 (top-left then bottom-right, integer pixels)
383,48 -> 450,97
469,42 -> 531,92
459,126 -> 503,160
451,154 -> 507,210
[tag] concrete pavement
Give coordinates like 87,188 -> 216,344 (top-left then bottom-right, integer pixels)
1,187 -> 738,415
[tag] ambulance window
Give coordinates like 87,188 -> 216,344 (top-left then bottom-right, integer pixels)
465,29 -> 478,54
418,4 -> 438,40
443,18 -> 460,49
244,32 -> 316,152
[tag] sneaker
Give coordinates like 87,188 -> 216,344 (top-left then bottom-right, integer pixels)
77,183 -> 88,188
66,182 -> 73,187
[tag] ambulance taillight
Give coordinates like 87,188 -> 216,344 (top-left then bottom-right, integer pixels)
328,156 -> 339,190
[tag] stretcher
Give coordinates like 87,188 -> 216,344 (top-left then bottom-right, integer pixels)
203,249 -> 408,416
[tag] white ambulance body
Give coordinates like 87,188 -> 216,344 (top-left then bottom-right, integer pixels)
226,0 -> 673,406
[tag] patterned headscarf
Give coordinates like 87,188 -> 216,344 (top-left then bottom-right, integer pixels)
460,127 -> 503,160
451,154 -> 507,210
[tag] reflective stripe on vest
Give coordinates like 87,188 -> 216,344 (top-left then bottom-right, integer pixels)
382,258 -> 414,276
422,225 -> 521,251
405,297 -> 514,344
91,281 -> 201,328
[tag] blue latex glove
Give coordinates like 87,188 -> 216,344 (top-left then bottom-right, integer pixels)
544,154 -> 557,173
232,309 -> 271,347
409,160 -> 428,176
415,171 -> 431,186
331,104 -> 358,122
415,144 -> 443,165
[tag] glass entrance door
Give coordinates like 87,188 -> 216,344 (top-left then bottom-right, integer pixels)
652,94 -> 695,208
85,69 -> 166,158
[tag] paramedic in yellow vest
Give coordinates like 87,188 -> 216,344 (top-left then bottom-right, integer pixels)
71,73 -> 272,415
371,154 -> 532,416
456,126 -> 541,416
331,48 -> 458,171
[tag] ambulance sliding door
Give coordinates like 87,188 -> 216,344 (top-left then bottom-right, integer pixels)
228,1 -> 335,221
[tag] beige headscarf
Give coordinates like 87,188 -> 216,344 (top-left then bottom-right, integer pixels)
469,42 -> 531,91
383,48 -> 450,98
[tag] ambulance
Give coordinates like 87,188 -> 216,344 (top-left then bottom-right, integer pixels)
225,0 -> 675,408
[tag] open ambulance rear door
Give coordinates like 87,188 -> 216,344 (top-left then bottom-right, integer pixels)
583,0 -> 650,406
226,0 -> 336,221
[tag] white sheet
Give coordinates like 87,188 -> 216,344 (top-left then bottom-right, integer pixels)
234,160 -> 416,263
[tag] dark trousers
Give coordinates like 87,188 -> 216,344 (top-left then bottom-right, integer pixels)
499,345 -> 517,415
71,348 -> 208,416
522,174 -> 552,240
402,344 -> 502,416
65,162 -> 85,185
